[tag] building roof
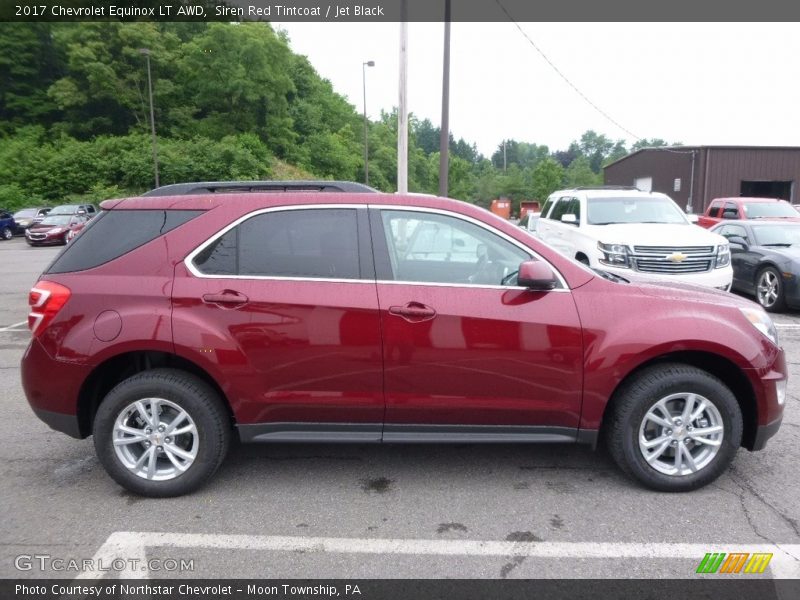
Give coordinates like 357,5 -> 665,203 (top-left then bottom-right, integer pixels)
604,145 -> 800,170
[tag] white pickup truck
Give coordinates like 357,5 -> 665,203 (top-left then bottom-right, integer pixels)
535,187 -> 733,290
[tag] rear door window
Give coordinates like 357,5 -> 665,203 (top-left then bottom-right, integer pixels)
549,197 -> 575,222
539,196 -> 555,218
192,208 -> 363,280
722,202 -> 739,219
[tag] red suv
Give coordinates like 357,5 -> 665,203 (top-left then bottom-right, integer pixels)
21,189 -> 787,496
697,197 -> 800,229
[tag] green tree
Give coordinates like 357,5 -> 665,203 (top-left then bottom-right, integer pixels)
631,138 -> 671,152
530,158 -> 564,202
177,23 -> 296,154
564,156 -> 601,187
578,130 -> 614,174
0,23 -> 61,133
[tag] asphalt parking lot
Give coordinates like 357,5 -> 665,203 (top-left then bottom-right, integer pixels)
1,236 -> 799,581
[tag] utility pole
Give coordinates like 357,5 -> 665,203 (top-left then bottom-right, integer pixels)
438,0 -> 451,197
503,139 -> 507,172
362,60 -> 375,186
397,1 -> 408,194
139,48 -> 159,189
687,150 -> 696,213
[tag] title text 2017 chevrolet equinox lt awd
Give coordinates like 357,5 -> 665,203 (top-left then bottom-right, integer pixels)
21,190 -> 787,496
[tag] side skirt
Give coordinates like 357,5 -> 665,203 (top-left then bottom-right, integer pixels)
237,422 -> 599,445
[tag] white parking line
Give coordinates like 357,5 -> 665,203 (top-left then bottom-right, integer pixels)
76,531 -> 800,579
0,320 -> 27,332
775,323 -> 800,329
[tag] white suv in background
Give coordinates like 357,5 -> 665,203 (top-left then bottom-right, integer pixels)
535,187 -> 733,290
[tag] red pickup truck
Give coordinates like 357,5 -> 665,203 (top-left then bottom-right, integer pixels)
697,197 -> 800,228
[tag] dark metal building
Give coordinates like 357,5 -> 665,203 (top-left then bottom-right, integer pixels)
603,146 -> 800,213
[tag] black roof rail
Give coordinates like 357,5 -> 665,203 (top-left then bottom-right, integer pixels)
572,185 -> 640,191
142,181 -> 378,197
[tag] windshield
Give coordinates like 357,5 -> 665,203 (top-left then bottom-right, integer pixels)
744,202 -> 799,218
752,224 -> 800,246
49,205 -> 78,214
14,209 -> 37,218
39,215 -> 72,226
587,196 -> 687,225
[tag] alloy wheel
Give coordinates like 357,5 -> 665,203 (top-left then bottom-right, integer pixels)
638,392 -> 724,476
112,397 -> 199,481
757,270 -> 779,308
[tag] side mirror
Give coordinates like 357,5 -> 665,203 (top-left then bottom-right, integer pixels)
686,214 -> 699,224
517,260 -> 557,291
727,236 -> 749,249
561,214 -> 578,225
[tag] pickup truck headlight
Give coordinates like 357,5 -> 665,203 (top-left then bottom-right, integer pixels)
598,242 -> 630,268
715,244 -> 731,268
739,306 -> 778,346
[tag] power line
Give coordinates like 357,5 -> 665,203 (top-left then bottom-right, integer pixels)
494,0 -> 642,142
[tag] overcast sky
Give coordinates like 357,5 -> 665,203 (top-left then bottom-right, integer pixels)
276,22 -> 800,158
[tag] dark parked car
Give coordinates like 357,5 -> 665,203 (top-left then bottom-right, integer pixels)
21,188 -> 786,496
48,203 -> 99,218
12,207 -> 52,234
0,210 -> 15,240
711,220 -> 800,312
25,214 -> 89,246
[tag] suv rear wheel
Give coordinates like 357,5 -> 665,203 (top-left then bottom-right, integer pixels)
606,363 -> 742,492
93,369 -> 230,497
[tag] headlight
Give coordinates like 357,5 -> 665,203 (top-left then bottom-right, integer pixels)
715,244 -> 730,268
739,306 -> 778,346
598,242 -> 630,268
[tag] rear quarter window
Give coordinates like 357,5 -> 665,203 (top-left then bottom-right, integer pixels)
46,210 -> 202,274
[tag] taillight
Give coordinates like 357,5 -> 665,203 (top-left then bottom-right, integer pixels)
28,281 -> 71,336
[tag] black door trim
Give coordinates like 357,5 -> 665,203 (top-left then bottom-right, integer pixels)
237,422 -> 591,445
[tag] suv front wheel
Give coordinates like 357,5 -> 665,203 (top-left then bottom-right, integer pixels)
93,369 -> 230,497
606,363 -> 742,492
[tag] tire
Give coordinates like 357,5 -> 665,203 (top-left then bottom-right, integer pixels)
755,266 -> 786,313
1,227 -> 11,240
605,363 -> 742,492
93,369 -> 230,497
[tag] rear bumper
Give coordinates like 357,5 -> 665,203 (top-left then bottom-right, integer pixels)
21,338 -> 92,439
31,407 -> 82,439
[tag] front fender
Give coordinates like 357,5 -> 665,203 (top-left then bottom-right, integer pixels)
572,278 -> 779,429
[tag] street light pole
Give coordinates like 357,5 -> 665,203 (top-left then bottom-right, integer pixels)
139,48 -> 159,189
362,60 -> 375,186
438,0 -> 451,197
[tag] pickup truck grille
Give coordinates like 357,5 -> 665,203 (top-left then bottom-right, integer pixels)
630,245 -> 716,274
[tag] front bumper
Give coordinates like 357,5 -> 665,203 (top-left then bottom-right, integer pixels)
752,416 -> 783,451
745,347 -> 787,451
600,263 -> 733,290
